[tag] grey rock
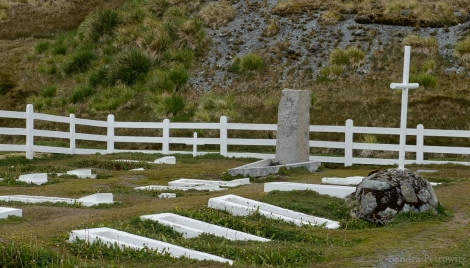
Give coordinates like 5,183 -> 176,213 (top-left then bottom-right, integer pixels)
351,168 -> 438,225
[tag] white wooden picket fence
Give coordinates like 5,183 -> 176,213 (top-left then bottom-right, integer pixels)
1,104 -> 470,166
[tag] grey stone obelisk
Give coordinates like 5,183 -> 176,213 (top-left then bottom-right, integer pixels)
275,89 -> 310,165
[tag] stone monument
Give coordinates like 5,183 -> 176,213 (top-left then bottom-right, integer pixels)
275,89 -> 310,165
228,88 -> 320,177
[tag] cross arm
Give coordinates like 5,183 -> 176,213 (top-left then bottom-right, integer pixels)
390,82 -> 420,90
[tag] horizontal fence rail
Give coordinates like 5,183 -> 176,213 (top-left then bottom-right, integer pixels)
1,104 -> 470,166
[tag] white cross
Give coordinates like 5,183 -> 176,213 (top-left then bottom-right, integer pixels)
390,46 -> 419,170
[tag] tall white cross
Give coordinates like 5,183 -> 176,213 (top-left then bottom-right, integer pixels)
390,46 -> 419,170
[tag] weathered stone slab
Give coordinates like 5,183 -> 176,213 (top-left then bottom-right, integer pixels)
168,178 -> 250,188
67,169 -> 97,179
208,194 -> 339,229
154,156 -> 176,164
18,173 -> 48,185
321,176 -> 364,186
158,193 -> 176,198
134,184 -> 224,192
228,159 -> 320,177
0,193 -> 114,207
141,213 -> 270,242
275,89 -> 311,165
264,182 -> 355,198
69,227 -> 233,264
0,207 -> 22,219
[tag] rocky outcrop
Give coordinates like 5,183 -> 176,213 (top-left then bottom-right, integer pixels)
351,168 -> 438,225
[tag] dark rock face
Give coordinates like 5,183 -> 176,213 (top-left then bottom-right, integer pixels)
351,168 -> 438,225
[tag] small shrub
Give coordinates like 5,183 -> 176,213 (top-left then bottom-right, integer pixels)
347,46 -> 366,68
70,85 -> 96,103
410,73 -> 437,88
35,40 -> 50,54
454,37 -> 470,64
319,10 -> 343,25
403,35 -> 438,57
162,94 -> 186,116
39,86 -> 57,98
168,64 -> 189,90
51,41 -> 67,55
240,53 -> 263,72
108,49 -> 153,86
197,0 -> 235,29
81,9 -> 121,42
320,65 -> 343,79
88,67 -> 109,87
329,48 -> 349,66
262,18 -> 280,37
62,48 -> 95,75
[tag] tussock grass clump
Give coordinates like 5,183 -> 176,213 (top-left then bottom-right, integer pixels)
329,47 -> 365,68
319,10 -> 343,25
403,35 -> 438,57
410,73 -> 437,88
197,0 -> 235,29
70,85 -> 96,103
79,9 -> 121,42
240,53 -> 263,71
261,18 -> 280,37
107,48 -> 153,86
454,37 -> 470,64
62,48 -> 95,75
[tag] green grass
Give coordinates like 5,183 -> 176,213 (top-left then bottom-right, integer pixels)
0,153 -> 468,267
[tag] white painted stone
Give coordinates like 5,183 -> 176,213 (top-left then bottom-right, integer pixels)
154,156 -> 176,164
158,193 -> 176,198
130,168 -> 145,171
168,178 -> 250,188
208,194 -> 339,229
141,213 -> 270,242
69,227 -> 233,265
134,184 -> 224,192
67,169 -> 97,179
321,176 -> 364,186
0,207 -> 22,219
78,193 -> 114,206
264,182 -> 355,198
18,173 -> 48,185
0,193 -> 113,207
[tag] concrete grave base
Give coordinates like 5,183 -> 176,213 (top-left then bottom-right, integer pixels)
18,173 -> 48,185
0,207 -> 22,218
168,178 -> 250,188
69,227 -> 233,265
264,182 -> 356,198
228,159 -> 320,177
141,213 -> 270,242
0,193 -> 114,207
208,194 -> 339,229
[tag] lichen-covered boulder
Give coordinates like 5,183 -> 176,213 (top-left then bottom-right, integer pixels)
351,168 -> 438,225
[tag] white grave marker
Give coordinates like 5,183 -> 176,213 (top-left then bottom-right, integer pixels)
390,46 -> 419,170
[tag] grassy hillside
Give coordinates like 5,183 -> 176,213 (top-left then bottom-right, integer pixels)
0,0 -> 470,130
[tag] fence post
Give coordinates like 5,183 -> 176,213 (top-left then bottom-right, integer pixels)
416,124 -> 424,164
220,116 -> 228,157
162,119 -> 170,154
25,104 -> 34,160
345,119 -> 354,166
107,114 -> 115,154
193,132 -> 197,157
70,114 -> 76,154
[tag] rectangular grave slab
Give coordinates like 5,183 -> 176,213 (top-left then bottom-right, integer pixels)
69,227 -> 233,264
141,213 -> 269,242
134,184 -> 224,191
321,176 -> 365,186
0,193 -> 113,207
67,169 -> 97,179
0,207 -> 22,219
208,194 -> 339,229
168,178 -> 250,188
17,173 -> 48,185
264,182 -> 355,198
